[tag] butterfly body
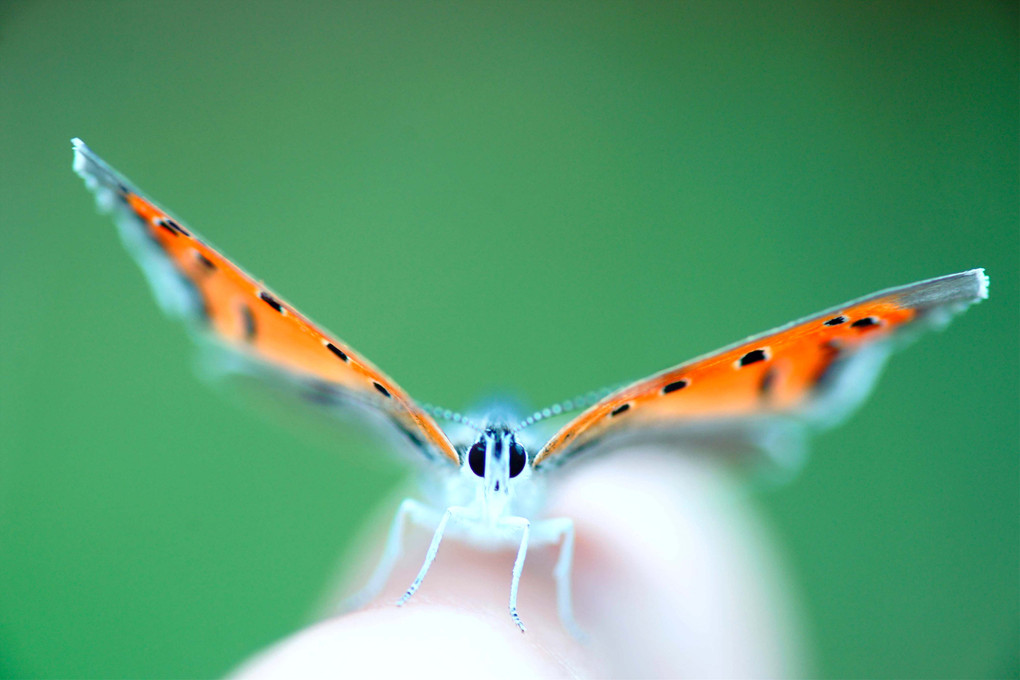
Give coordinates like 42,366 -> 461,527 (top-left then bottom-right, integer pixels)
72,138 -> 988,635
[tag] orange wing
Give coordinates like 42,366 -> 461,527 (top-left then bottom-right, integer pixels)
72,138 -> 459,466
533,270 -> 989,468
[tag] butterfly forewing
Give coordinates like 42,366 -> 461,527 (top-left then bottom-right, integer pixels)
73,139 -> 460,466
533,270 -> 988,467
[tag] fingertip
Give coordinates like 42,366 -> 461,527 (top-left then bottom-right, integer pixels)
232,605 -> 594,679
303,448 -> 807,678
547,448 -> 808,678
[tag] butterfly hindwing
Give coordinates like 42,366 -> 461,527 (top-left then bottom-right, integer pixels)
73,138 -> 459,466
533,270 -> 988,468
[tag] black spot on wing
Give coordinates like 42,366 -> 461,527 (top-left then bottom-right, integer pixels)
396,422 -> 424,449
554,437 -> 597,466
373,381 -> 392,398
824,315 -> 847,326
739,348 -> 768,367
156,219 -> 179,237
156,217 -> 190,237
384,414 -> 435,461
172,268 -> 210,324
194,251 -> 216,271
662,379 -> 689,394
325,342 -> 349,362
759,366 -> 778,399
240,304 -> 256,341
610,403 -> 631,417
259,291 -> 284,313
197,295 -> 212,325
303,380 -> 341,406
811,340 -> 843,392
851,316 -> 880,329
163,218 -> 190,236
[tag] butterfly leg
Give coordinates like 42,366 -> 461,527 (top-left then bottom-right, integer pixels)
396,505 -> 466,607
501,516 -> 531,632
339,498 -> 438,613
536,517 -> 586,640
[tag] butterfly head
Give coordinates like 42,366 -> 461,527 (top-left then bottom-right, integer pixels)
464,424 -> 530,503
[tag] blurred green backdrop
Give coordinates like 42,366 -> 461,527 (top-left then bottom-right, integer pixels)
1,2 -> 1016,678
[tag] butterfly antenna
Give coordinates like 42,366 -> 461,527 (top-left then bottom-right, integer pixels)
511,385 -> 620,433
422,403 -> 483,433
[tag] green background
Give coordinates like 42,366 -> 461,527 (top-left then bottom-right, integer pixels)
2,2 -> 1016,677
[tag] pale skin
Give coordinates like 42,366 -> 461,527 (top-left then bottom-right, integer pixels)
233,449 -> 807,679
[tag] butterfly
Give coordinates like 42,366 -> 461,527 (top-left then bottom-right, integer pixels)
72,138 -> 988,635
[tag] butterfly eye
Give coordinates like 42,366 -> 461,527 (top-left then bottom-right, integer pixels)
468,441 -> 486,477
509,441 -> 527,478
